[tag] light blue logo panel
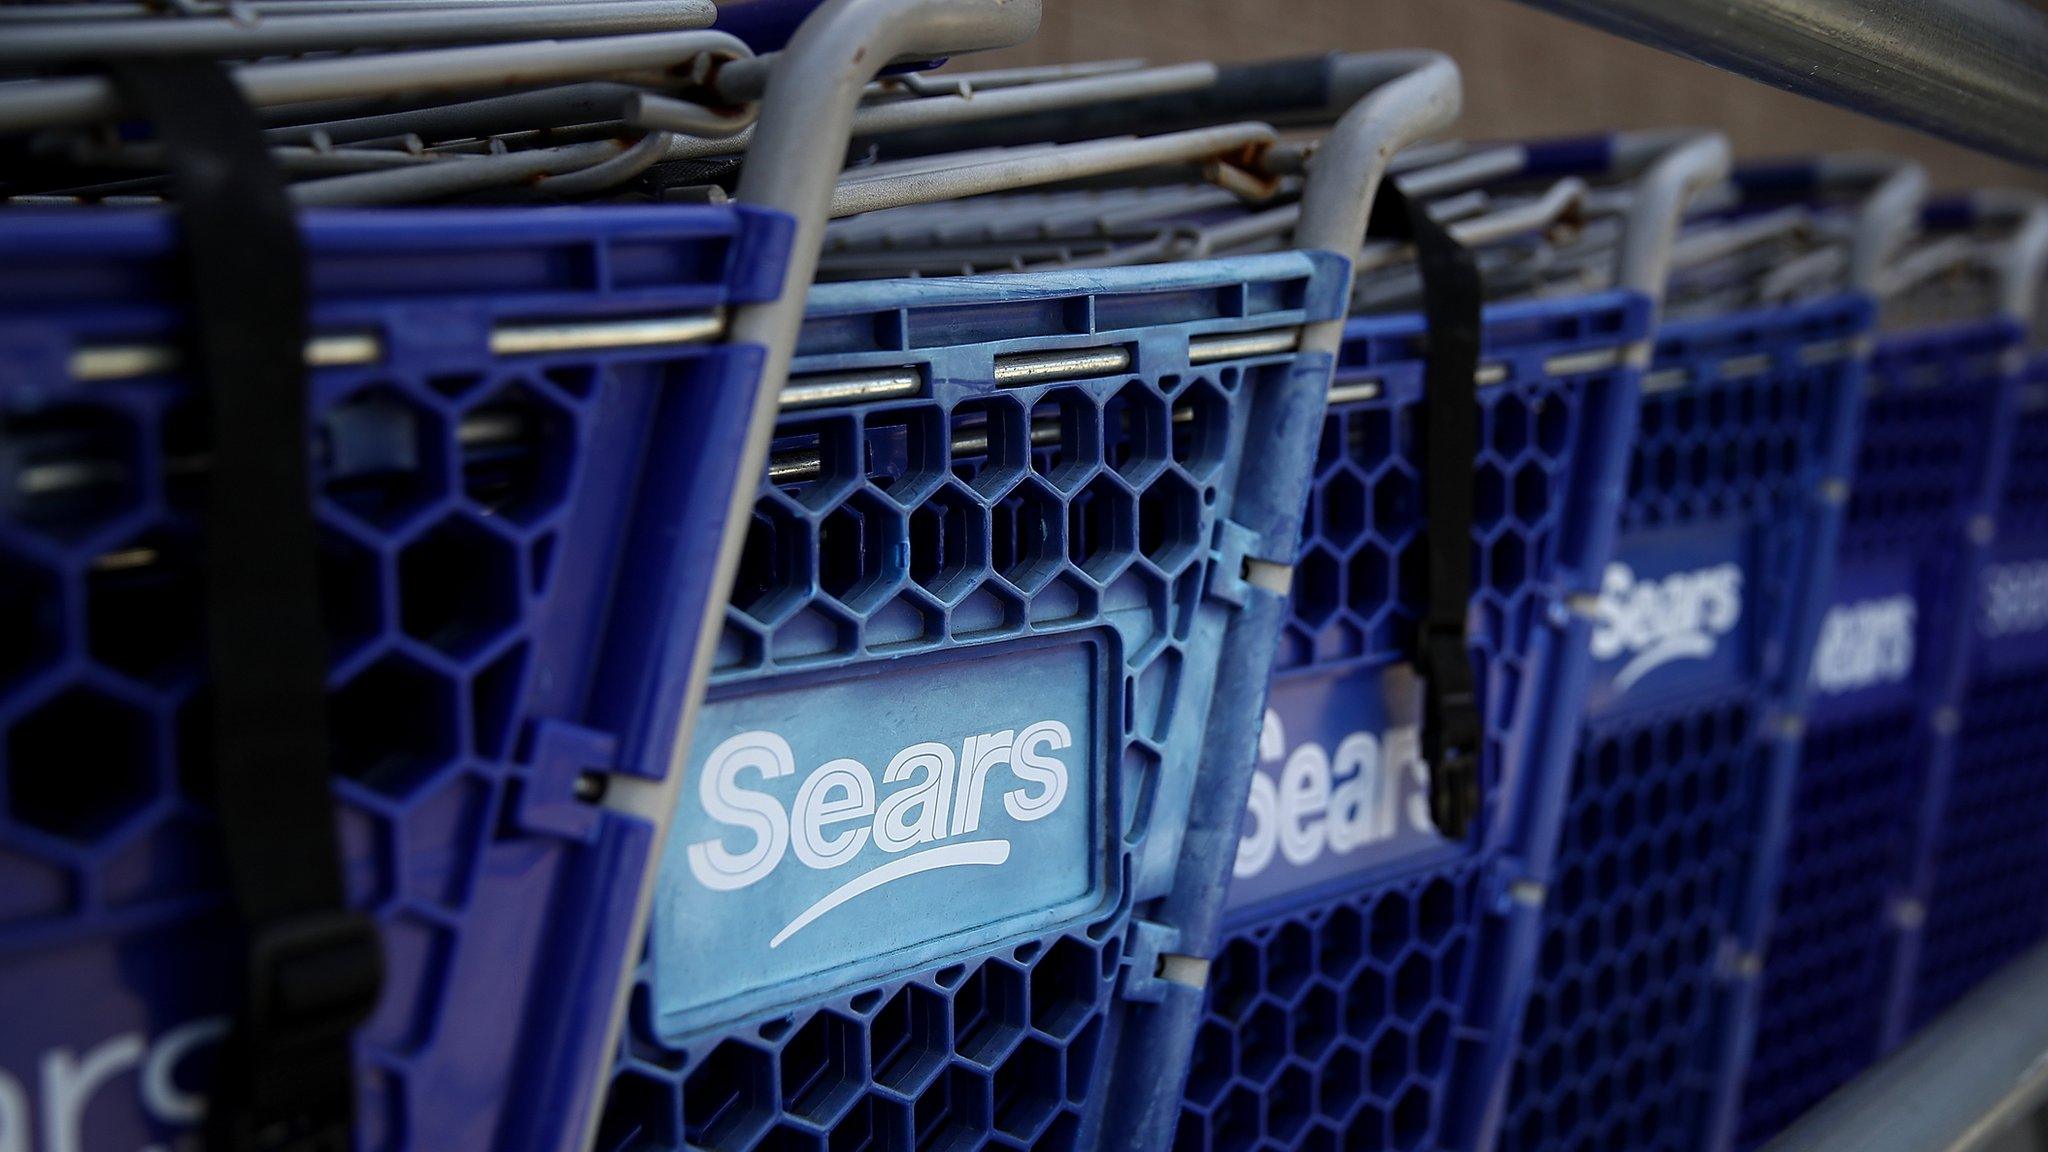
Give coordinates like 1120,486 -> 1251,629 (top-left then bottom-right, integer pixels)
1975,539 -> 2048,673
1223,664 -> 1447,917
1808,558 -> 1921,716
653,639 -> 1105,1037
1587,524 -> 1753,714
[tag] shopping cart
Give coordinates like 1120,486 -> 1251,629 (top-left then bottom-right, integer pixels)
1492,156 -> 1924,1152
1893,195 -> 2048,1031
1728,188 -> 2047,1149
1168,132 -> 1730,1152
0,1 -> 1042,1149
594,39 -> 1463,1152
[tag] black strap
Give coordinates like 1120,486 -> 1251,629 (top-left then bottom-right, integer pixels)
108,60 -> 381,1152
1365,180 -> 1485,840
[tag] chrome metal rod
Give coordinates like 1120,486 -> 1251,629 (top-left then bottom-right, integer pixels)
0,0 -> 715,64
1762,942 -> 2048,1152
287,139 -> 628,205
1508,0 -> 2048,168
0,28 -> 748,135
828,123 -> 1277,217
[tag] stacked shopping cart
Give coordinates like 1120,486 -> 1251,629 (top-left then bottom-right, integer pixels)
1,3 -> 2045,1152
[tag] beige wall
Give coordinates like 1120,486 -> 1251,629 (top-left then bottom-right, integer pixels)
974,0 -> 2048,193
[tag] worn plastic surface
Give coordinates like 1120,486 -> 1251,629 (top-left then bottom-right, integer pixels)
595,251 -> 1351,1152
1907,348 -> 2048,1030
1172,291 -> 1651,1152
1735,317 -> 2024,1148
0,204 -> 792,1152
1497,294 -> 1872,1152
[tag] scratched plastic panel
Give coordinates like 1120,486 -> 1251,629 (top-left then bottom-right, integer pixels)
0,206 -> 790,1152
1501,296 -> 1869,1152
599,253 -> 1347,1152
1737,324 -> 2015,1146
1176,292 -> 1649,1152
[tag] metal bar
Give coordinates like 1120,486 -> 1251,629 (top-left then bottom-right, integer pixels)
0,28 -> 749,135
0,0 -> 674,19
1507,0 -> 2048,168
992,345 -> 1133,385
0,1 -> 715,64
267,83 -> 643,147
828,123 -> 1278,217
287,139 -> 628,205
66,311 -> 720,383
779,369 -> 924,410
1763,942 -> 2048,1152
668,66 -> 1221,162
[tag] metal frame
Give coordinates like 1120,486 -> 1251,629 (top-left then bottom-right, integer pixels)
1507,0 -> 2048,168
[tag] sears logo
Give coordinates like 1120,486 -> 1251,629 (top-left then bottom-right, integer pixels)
2,1018 -> 224,1152
1811,595 -> 1917,694
1590,561 -> 1744,693
1234,709 -> 1433,881
1981,560 -> 2048,638
686,722 -> 1072,948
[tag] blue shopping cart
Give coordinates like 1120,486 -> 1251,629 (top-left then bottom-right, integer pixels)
0,202 -> 793,1151
1896,195 -> 2048,1032
0,0 -> 1058,1144
1732,189 -> 2048,1149
592,38 -> 1465,1152
1495,156 -> 1924,1152
1172,132 -> 1732,1152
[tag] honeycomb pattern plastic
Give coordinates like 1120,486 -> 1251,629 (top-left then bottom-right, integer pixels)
1734,713 -> 1911,1147
1737,321 -> 2018,1145
1915,666 -> 2048,1024
599,252 -> 1349,1152
1175,293 -> 1651,1152
1501,296 -> 1870,1152
1911,354 -> 2048,1030
0,206 -> 792,1152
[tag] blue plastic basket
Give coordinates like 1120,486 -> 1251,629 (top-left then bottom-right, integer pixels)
1905,347 -> 2048,1030
0,204 -> 793,1152
1497,293 -> 1871,1152
1734,315 -> 2023,1146
1172,291 -> 1650,1152
595,251 -> 1351,1152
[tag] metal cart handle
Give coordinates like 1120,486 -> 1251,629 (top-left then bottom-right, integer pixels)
1734,154 -> 1930,294
1923,190 -> 2048,332
1293,52 -> 1465,354
1396,130 -> 1733,307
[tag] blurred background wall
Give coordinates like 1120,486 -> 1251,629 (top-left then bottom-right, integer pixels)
969,0 -> 2048,192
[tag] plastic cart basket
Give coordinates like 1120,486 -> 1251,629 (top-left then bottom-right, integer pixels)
1171,132 -> 1731,1152
0,0 -> 1053,1142
592,45 -> 1463,1152
1737,189 -> 2047,1141
1495,157 -> 1924,1152
1898,195 -> 2048,1032
1732,190 -> 2048,1149
0,202 -> 793,1152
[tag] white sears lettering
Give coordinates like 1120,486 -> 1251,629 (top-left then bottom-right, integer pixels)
2,1018 -> 226,1152
1811,595 -> 1917,693
1234,710 -> 1433,881
1590,561 -> 1743,693
1982,560 -> 2048,638
686,723 -> 1072,947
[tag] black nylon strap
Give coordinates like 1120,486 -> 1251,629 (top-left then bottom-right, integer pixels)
1365,180 -> 1485,840
108,59 -> 380,1152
